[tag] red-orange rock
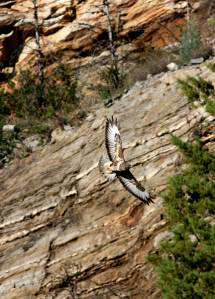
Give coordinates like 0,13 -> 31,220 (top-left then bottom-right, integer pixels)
0,0 -> 189,71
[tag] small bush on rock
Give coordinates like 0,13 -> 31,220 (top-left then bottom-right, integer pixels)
0,64 -> 78,120
0,124 -> 19,167
97,63 -> 125,102
178,76 -> 215,115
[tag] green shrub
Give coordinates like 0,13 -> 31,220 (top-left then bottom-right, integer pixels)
206,62 -> 215,73
178,76 -> 215,115
0,88 -> 10,117
97,84 -> 111,102
100,64 -> 123,90
98,63 -> 125,101
207,17 -> 215,28
205,100 -> 215,115
30,123 -> 50,135
178,77 -> 201,103
0,125 -> 18,167
0,63 -> 79,167
179,21 -> 202,64
46,63 -> 78,115
147,136 -> 215,299
0,64 -> 78,120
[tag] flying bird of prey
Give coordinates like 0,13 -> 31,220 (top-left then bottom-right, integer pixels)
99,116 -> 152,204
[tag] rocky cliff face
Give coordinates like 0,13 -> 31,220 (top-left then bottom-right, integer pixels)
0,62 -> 214,298
0,1 -> 214,298
0,0 -> 189,71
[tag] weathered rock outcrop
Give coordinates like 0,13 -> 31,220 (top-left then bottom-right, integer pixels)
0,0 -> 189,70
0,62 -> 214,298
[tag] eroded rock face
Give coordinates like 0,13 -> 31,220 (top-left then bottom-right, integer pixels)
0,63 -> 214,298
0,0 -> 189,70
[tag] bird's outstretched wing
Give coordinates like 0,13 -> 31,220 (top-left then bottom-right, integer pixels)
105,116 -> 125,163
117,170 -> 152,204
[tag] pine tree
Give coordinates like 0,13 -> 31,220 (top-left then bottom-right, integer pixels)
148,136 -> 215,299
179,20 -> 202,64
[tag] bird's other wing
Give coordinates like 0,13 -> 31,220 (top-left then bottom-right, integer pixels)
117,170 -> 153,204
105,116 -> 125,163
99,156 -> 116,182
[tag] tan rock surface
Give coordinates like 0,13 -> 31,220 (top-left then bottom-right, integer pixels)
0,0 -> 189,69
0,63 -> 214,298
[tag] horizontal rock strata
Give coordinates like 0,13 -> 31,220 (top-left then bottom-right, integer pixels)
0,63 -> 214,298
0,0 -> 188,70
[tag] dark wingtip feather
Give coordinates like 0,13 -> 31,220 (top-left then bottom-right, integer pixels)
146,195 -> 154,205
106,117 -> 110,126
141,192 -> 153,205
143,190 -> 154,205
106,116 -> 118,127
146,196 -> 154,205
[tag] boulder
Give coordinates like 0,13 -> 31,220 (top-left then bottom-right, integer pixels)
190,57 -> 204,64
23,135 -> 41,151
167,62 -> 179,71
2,124 -> 15,132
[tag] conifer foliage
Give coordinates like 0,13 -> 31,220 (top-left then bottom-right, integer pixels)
148,136 -> 215,299
179,20 -> 202,64
178,74 -> 215,116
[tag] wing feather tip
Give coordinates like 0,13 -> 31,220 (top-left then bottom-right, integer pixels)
145,195 -> 154,205
139,191 -> 153,205
106,116 -> 118,127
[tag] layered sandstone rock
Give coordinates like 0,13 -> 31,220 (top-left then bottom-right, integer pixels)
0,62 -> 214,298
0,0 -> 189,70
